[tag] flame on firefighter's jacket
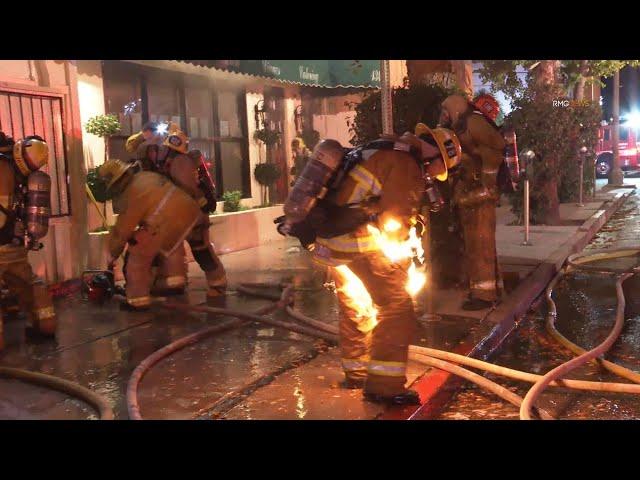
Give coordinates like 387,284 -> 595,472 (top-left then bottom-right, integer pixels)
366,219 -> 427,296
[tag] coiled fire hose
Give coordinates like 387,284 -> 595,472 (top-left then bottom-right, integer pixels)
0,366 -> 114,420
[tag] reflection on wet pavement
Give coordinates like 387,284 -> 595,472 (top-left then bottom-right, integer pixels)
439,186 -> 640,420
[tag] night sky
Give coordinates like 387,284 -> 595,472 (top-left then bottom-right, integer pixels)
601,66 -> 640,119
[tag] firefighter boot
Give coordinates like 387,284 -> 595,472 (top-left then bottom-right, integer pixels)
462,297 -> 495,311
188,222 -> 227,298
363,389 -> 421,406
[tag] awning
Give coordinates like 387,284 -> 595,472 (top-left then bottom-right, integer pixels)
182,60 -> 381,88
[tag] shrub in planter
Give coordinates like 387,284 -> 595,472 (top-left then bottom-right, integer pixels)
254,162 -> 281,206
86,167 -> 111,203
222,190 -> 243,212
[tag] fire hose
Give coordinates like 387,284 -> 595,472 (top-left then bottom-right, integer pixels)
520,247 -> 640,420
126,248 -> 640,420
246,281 -> 640,420
0,366 -> 114,420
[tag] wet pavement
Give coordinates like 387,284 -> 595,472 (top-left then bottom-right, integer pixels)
438,179 -> 640,420
1,179 -> 636,420
1,240 -> 327,420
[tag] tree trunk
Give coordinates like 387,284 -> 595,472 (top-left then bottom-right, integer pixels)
573,60 -> 589,101
531,60 -> 562,225
574,77 -> 586,101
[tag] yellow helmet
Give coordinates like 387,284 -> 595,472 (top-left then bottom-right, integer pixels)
163,122 -> 188,154
415,123 -> 462,180
99,159 -> 135,190
13,136 -> 49,175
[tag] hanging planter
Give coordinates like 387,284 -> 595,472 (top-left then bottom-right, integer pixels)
253,127 -> 281,147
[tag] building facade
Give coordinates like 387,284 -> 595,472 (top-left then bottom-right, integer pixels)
0,60 -> 389,284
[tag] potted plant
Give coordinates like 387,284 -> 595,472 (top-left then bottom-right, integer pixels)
254,163 -> 281,206
85,167 -> 113,269
85,114 -> 121,163
222,190 -> 244,212
85,114 -> 121,226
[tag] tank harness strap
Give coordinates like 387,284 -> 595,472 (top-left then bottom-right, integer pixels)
330,140 -> 423,191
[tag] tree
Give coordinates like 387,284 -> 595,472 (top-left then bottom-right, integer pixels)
84,114 -> 121,163
348,81 -> 461,146
477,60 -> 638,225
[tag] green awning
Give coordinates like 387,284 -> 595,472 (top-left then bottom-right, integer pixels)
236,60 -> 380,88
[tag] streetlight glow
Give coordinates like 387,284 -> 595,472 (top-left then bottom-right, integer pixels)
622,111 -> 640,130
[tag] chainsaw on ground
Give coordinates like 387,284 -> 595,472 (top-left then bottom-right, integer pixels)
81,268 -> 124,304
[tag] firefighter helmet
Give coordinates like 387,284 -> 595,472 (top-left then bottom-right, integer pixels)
415,123 -> 462,180
474,93 -> 501,122
99,159 -> 135,190
439,94 -> 472,128
13,136 -> 49,175
163,123 -> 188,154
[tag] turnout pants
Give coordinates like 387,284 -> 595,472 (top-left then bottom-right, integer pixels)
0,245 -> 56,348
333,252 -> 416,396
123,229 -> 164,308
152,242 -> 188,293
459,200 -> 501,302
186,214 -> 227,297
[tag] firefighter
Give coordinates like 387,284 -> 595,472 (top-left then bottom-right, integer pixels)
99,159 -> 202,310
152,124 -> 227,298
125,121 -> 163,155
438,94 -> 505,310
0,133 -> 56,348
278,132 -> 457,405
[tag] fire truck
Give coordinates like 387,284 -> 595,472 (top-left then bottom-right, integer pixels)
595,123 -> 640,178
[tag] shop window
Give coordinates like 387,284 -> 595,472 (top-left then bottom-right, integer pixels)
102,62 -> 142,162
147,71 -> 182,127
0,90 -> 70,217
102,62 -> 250,199
216,90 -> 250,198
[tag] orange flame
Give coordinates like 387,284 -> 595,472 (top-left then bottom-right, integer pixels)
367,219 -> 427,296
335,265 -> 378,332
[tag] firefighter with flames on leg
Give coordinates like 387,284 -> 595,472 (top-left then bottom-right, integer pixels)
277,128 -> 461,405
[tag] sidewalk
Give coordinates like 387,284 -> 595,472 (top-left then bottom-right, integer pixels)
219,181 -> 637,420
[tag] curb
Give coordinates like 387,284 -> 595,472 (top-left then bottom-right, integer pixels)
384,189 -> 634,420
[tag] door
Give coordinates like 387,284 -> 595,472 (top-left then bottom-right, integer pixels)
263,87 -> 288,204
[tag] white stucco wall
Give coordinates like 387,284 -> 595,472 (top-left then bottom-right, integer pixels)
244,91 -> 265,208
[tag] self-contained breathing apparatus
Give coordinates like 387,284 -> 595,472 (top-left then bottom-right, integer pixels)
275,131 -> 461,250
0,136 -> 52,251
188,149 -> 218,214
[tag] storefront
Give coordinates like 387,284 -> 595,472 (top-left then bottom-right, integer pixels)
0,59 -> 397,283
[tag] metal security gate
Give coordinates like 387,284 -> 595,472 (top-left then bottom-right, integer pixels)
0,90 -> 70,217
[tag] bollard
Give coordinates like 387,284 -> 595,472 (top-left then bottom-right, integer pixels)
522,177 -> 532,246
577,159 -> 584,207
521,150 -> 535,246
